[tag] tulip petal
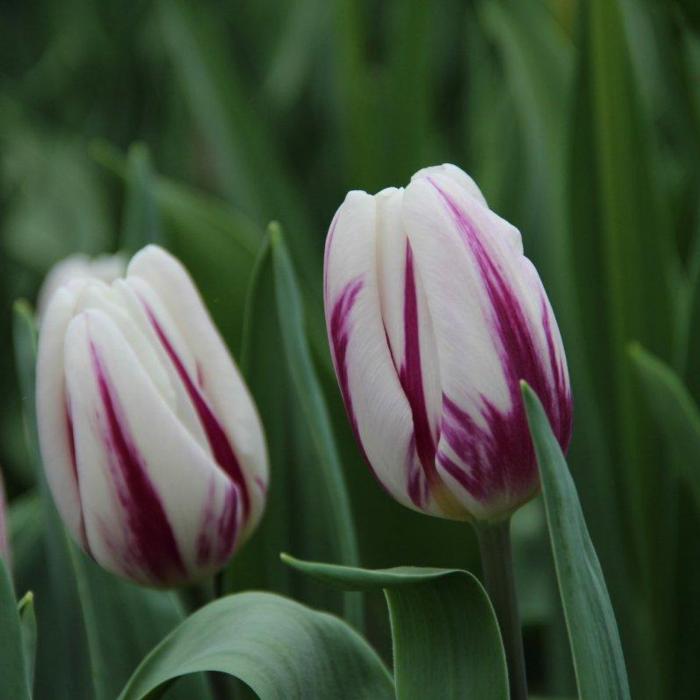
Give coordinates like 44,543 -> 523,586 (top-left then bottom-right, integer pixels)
375,189 -> 463,515
325,191 -> 463,517
403,169 -> 571,518
127,246 -> 267,537
65,310 -> 240,586
36,283 -> 91,548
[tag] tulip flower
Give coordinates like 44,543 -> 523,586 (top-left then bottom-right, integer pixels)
37,253 -> 126,322
0,471 -> 9,567
324,164 -> 571,522
36,245 -> 268,587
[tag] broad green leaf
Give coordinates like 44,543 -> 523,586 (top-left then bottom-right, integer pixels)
225,226 -> 362,630
629,343 -> 700,510
521,383 -> 630,700
223,238 -> 295,599
121,143 -> 163,254
17,591 -> 36,692
13,301 -> 209,700
0,558 -> 31,700
118,592 -> 394,700
270,225 -> 362,628
283,555 -> 508,700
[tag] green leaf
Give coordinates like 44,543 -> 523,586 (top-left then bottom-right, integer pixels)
225,226 -> 362,629
121,143 -> 163,254
13,301 -> 209,700
269,225 -> 362,627
17,591 -> 36,692
629,343 -> 700,511
283,555 -> 508,700
0,558 -> 31,700
118,592 -> 394,700
521,382 -> 630,700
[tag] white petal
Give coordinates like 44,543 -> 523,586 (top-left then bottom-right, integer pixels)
411,163 -> 488,208
404,168 -> 569,518
65,310 -> 240,586
127,246 -> 268,537
36,283 -> 90,546
37,253 -> 125,322
325,191 -> 462,517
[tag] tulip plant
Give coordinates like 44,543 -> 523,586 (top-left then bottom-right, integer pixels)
5,1 -> 698,697
1,163 -> 628,700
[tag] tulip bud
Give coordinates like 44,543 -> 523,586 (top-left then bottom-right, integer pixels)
324,164 -> 571,522
0,471 -> 9,567
37,253 -> 126,322
36,245 -> 268,586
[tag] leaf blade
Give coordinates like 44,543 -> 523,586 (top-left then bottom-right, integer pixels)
118,592 -> 394,700
522,382 -> 630,700
283,556 -> 508,700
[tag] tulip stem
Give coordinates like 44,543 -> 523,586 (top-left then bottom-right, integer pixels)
475,517 -> 528,700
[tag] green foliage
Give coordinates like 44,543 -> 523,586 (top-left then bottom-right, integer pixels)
1,0 -> 700,698
283,556 -> 508,700
118,592 -> 394,700
225,226 -> 362,629
522,383 -> 630,700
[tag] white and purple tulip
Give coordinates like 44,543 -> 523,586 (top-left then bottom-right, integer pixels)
0,470 -> 9,567
324,164 -> 572,522
37,253 -> 126,322
36,245 -> 268,587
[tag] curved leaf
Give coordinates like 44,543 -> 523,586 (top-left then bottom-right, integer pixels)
283,555 -> 508,700
521,383 -> 630,700
118,592 -> 394,700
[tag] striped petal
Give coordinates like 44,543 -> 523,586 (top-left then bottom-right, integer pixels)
126,246 -> 268,538
325,191 -> 464,517
403,167 -> 572,519
64,309 -> 240,586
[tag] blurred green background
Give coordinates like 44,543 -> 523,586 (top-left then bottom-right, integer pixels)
2,0 -> 700,698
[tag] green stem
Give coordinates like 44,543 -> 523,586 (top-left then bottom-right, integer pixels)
475,518 -> 528,700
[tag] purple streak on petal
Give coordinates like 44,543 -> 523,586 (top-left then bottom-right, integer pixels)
196,479 -> 240,567
90,341 -> 186,585
196,481 -> 215,565
429,179 -> 572,505
65,394 -> 90,553
216,483 -> 239,562
399,242 -> 441,507
254,476 -> 268,494
328,278 -> 365,447
141,303 -> 251,522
